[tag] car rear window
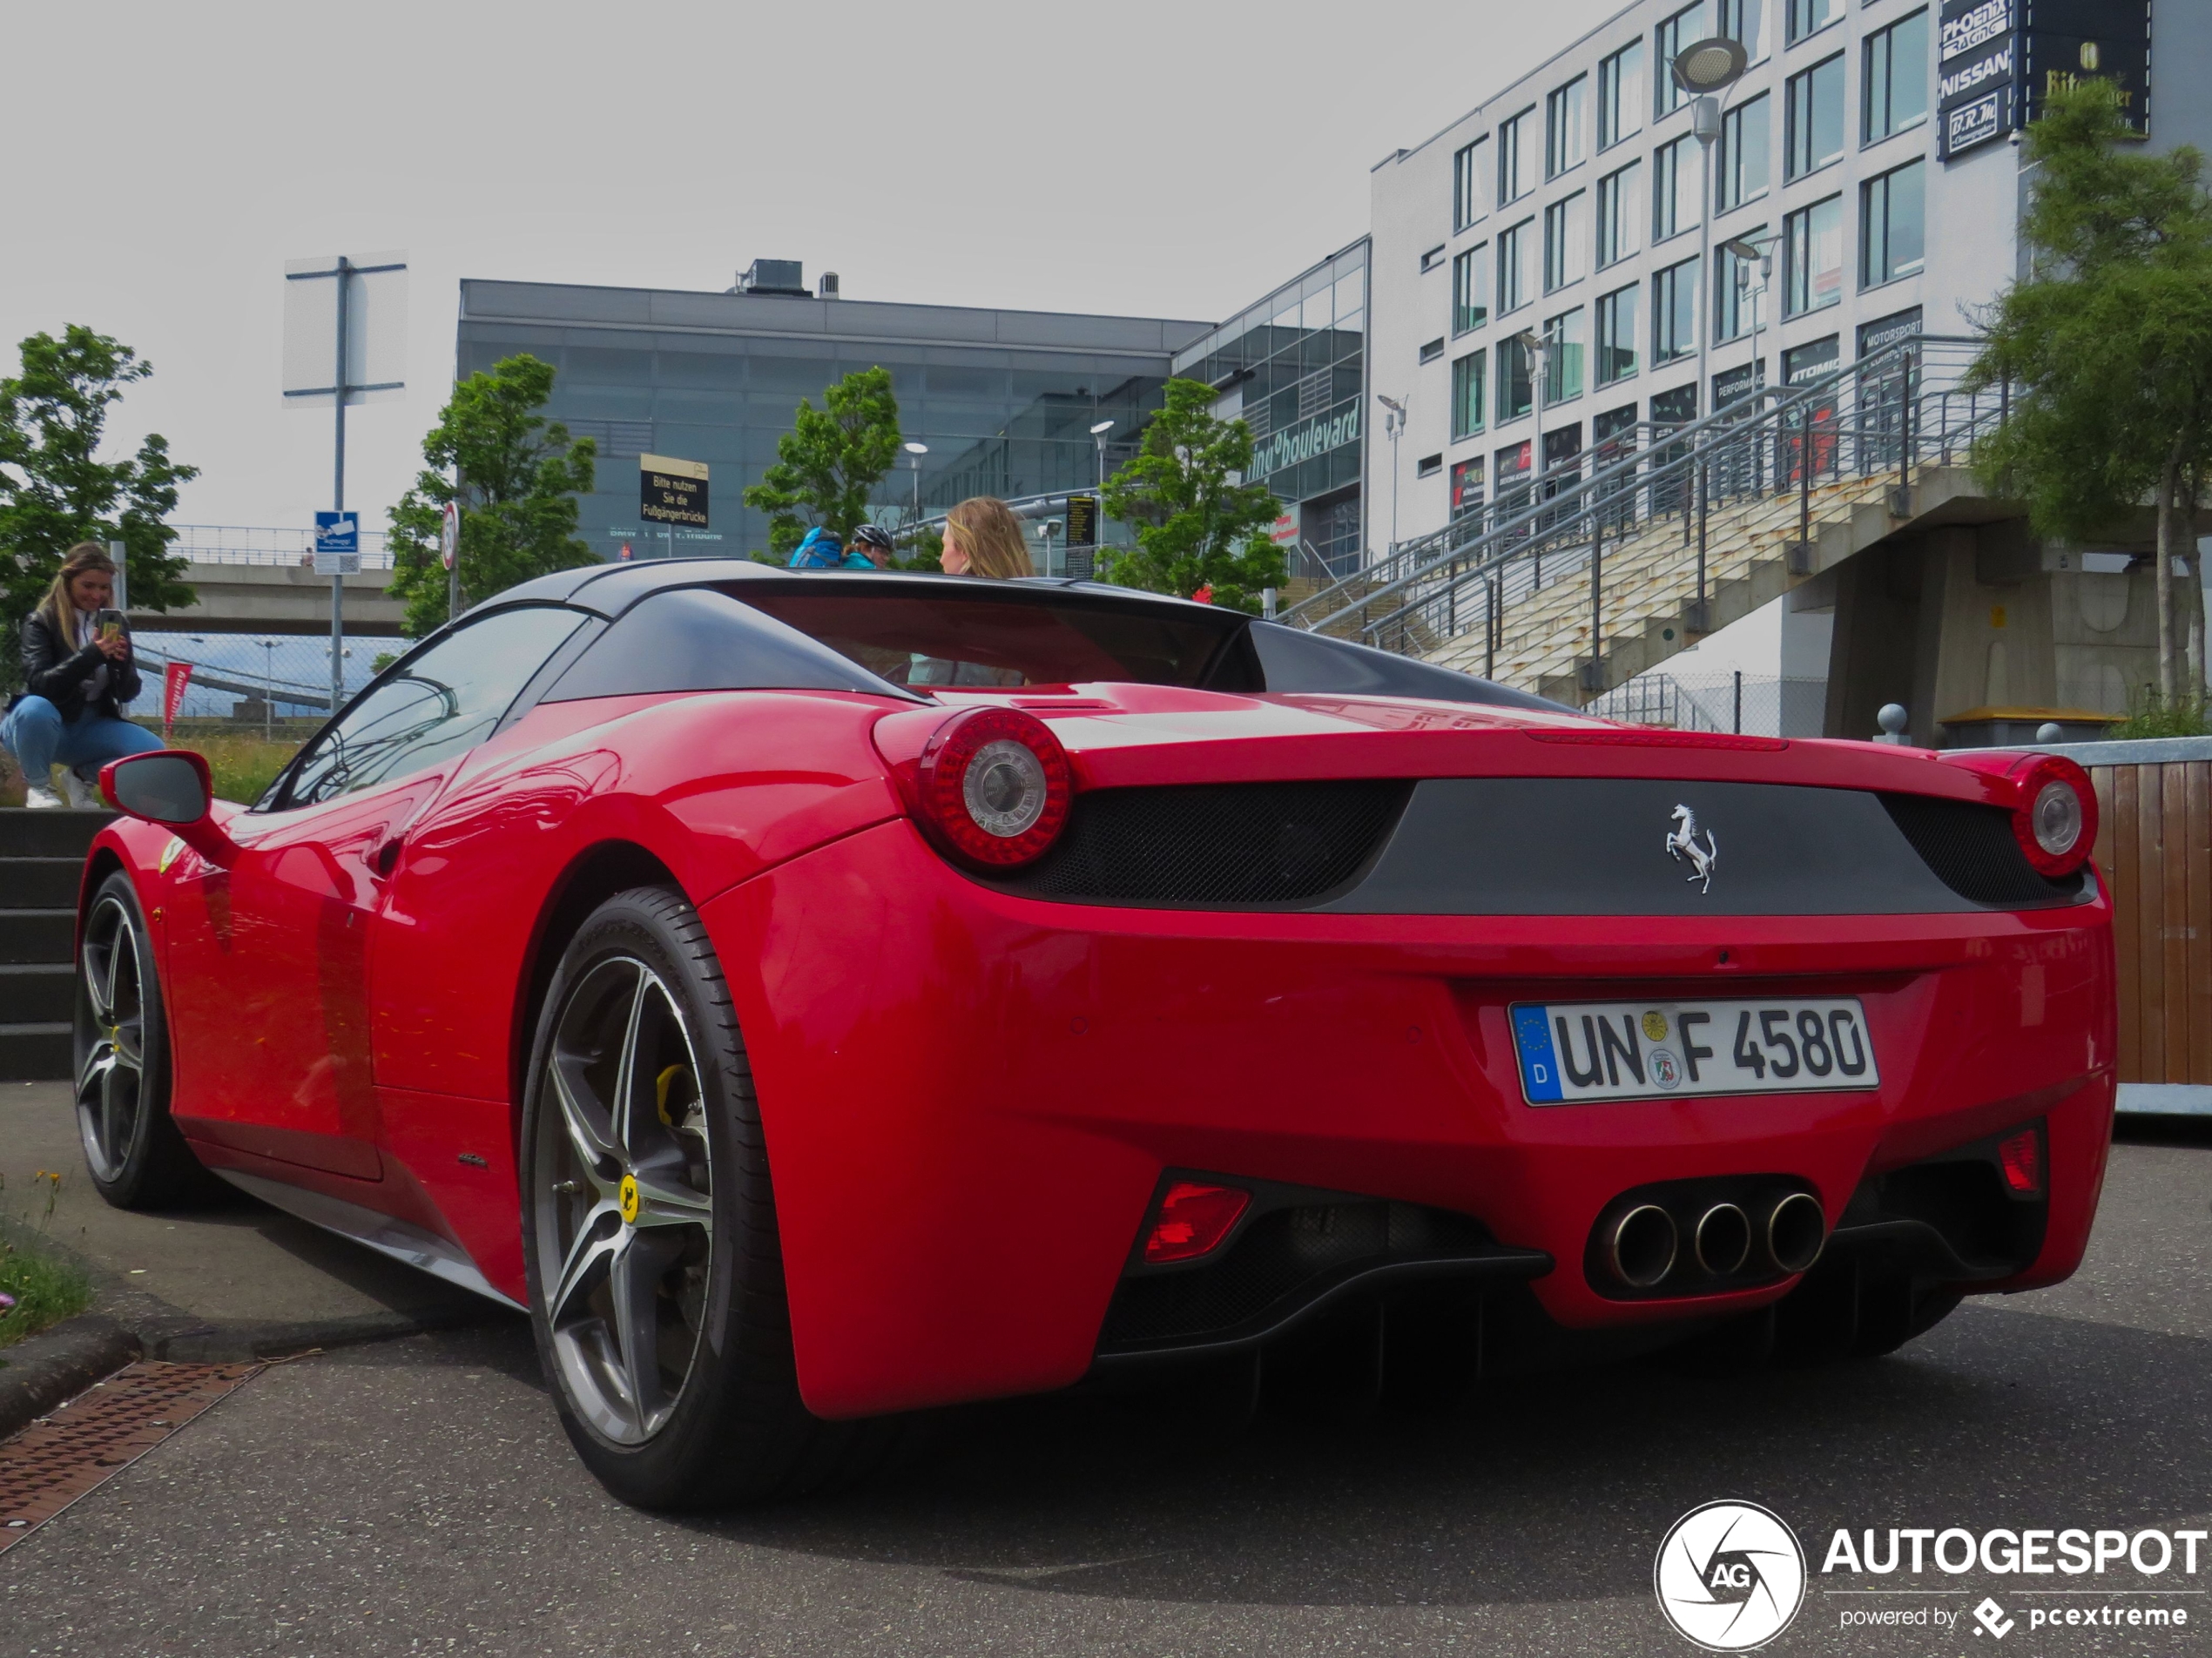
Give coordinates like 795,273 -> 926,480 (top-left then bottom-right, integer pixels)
734,586 -> 1242,689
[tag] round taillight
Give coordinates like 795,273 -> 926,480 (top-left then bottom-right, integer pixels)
2012,754 -> 2096,876
915,707 -> 1072,869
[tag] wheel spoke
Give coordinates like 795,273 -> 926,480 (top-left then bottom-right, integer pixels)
544,1199 -> 623,1324
608,1230 -> 678,1434
100,1062 -> 133,1169
83,935 -> 114,1024
609,968 -> 652,1163
102,917 -> 132,1026
548,1055 -> 619,1194
627,1163 -> 713,1236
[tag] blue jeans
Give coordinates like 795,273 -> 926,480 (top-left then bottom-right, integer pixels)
1,696 -> 164,783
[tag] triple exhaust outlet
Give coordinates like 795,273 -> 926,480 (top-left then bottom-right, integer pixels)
1603,1190 -> 1826,1290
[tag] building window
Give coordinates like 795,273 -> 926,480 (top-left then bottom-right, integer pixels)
1453,246 -> 1489,334
1420,337 -> 1447,364
1714,225 -> 1769,341
1596,162 -> 1642,268
1417,453 -> 1443,478
1451,456 -> 1486,519
1544,192 -> 1588,293
1653,135 -> 1698,243
1547,76 -> 1588,179
1452,349 -> 1487,439
1655,3 -> 1707,118
1716,92 -> 1770,212
1420,244 -> 1447,273
1715,0 -> 1766,62
1786,0 -> 1840,45
1785,54 -> 1844,179
1863,10 -> 1929,144
1598,40 -> 1644,150
1498,109 -> 1534,206
1543,307 -> 1588,404
1498,218 -> 1534,315
1653,257 -> 1700,363
1596,285 -> 1640,385
1860,159 -> 1925,287
1784,194 -> 1844,316
1453,135 -> 1489,231
1498,334 -> 1535,424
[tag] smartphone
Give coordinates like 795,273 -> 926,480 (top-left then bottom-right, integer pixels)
95,607 -> 125,642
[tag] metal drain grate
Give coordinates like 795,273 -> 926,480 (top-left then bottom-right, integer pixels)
0,1360 -> 261,1551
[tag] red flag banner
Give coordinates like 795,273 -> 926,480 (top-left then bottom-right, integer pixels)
163,661 -> 194,736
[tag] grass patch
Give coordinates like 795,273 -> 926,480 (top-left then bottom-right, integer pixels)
0,1237 -> 93,1349
2107,690 -> 2211,741
184,730 -> 306,804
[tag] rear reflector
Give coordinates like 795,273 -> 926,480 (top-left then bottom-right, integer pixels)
1142,1182 -> 1251,1264
1998,1129 -> 2042,1196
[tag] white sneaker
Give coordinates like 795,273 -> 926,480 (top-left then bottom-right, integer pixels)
23,785 -> 64,809
63,770 -> 98,809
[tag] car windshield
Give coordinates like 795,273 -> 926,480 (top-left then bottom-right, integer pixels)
733,586 -> 1239,689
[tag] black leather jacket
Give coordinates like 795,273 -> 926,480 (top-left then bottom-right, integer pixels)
12,610 -> 142,722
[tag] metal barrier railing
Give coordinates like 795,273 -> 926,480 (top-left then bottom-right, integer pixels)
1281,335 -> 2006,684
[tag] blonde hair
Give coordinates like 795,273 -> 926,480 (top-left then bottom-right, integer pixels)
37,543 -> 115,644
943,497 -> 1035,580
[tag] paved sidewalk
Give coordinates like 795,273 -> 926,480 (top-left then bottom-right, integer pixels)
2,1082 -> 502,1360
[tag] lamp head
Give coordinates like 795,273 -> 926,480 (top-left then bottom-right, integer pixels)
1671,35 -> 1748,94
903,441 -> 929,455
1089,419 -> 1116,435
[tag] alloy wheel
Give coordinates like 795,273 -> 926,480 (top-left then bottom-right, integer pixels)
77,895 -> 147,1183
535,955 -> 715,1446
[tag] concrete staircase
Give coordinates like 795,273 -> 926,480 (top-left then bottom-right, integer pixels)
1427,473 -> 1895,703
0,810 -> 105,1082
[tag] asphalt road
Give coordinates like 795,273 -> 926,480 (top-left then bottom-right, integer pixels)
3,1123 -> 2209,1658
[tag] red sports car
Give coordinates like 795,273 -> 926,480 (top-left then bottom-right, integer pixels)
77,561 -> 2114,1508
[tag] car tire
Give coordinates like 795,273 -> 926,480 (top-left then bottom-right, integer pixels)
75,869 -> 207,1208
519,886 -> 900,1510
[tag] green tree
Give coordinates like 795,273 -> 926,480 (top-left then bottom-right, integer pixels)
742,366 -> 902,556
1966,80 -> 2212,704
0,327 -> 196,691
1097,377 -> 1286,614
387,354 -> 597,636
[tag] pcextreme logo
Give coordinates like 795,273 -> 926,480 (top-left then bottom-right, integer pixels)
1655,1500 -> 1809,1651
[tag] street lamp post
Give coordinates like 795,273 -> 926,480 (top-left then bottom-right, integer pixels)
1089,419 -> 1115,493
901,441 -> 928,536
259,638 -> 275,740
1375,394 -> 1406,556
1672,37 -> 1749,421
1512,327 -> 1554,583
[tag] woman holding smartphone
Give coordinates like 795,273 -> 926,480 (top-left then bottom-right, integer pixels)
3,543 -> 162,809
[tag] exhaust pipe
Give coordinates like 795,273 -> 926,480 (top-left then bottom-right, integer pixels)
1607,1204 -> 1679,1289
1694,1203 -> 1752,1276
1767,1191 -> 1827,1275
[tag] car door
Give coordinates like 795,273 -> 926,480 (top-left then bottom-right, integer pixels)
163,604 -> 588,1181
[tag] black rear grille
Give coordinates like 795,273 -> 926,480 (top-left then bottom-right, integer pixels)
1099,1199 -> 1500,1351
994,780 -> 1411,907
1879,792 -> 2085,908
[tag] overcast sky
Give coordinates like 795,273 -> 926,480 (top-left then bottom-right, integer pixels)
3,0 -> 1621,536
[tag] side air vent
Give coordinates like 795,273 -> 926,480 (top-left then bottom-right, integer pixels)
990,780 -> 1411,908
1879,792 -> 2085,908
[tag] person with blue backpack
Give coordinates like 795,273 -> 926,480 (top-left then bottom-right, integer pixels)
786,524 -> 899,570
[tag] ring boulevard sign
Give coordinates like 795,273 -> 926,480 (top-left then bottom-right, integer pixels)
640,454 -> 710,529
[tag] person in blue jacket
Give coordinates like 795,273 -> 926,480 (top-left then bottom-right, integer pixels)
788,524 -> 898,569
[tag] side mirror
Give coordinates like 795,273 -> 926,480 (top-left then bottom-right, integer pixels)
100,751 -> 235,866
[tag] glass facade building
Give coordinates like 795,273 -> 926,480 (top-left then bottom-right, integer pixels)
455,278 -> 1210,559
1166,239 -> 1370,577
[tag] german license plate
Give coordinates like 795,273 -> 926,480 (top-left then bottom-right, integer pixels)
1509,998 -> 1880,1104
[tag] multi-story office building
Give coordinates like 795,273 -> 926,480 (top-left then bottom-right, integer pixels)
1367,0 -> 2189,554
1170,239 -> 1372,577
454,271 -> 1209,558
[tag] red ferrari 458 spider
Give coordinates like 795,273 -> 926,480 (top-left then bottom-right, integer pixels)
75,560 -> 2114,1507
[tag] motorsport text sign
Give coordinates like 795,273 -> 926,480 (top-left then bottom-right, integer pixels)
640,454 -> 710,529
313,510 -> 361,575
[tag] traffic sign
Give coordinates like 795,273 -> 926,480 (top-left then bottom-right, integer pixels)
314,510 -> 361,575
640,455 -> 710,529
441,502 -> 460,570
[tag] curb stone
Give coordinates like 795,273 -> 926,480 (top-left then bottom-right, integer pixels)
0,1314 -> 142,1440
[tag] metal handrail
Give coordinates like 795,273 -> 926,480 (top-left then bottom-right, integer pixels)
1292,334 -> 2002,676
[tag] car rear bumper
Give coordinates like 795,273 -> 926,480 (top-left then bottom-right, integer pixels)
703,819 -> 2115,1419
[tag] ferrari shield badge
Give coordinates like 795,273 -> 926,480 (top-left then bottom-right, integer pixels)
1666,804 -> 1718,893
